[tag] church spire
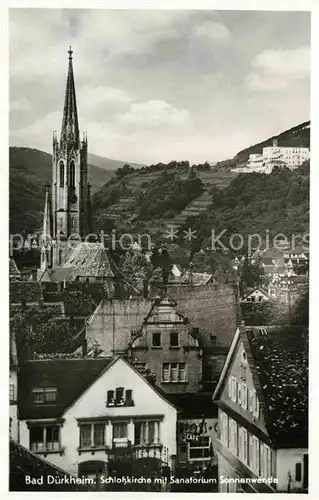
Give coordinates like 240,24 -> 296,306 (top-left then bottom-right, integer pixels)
60,46 -> 79,145
40,184 -> 53,270
42,183 -> 52,239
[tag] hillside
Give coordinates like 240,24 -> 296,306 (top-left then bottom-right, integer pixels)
9,147 -> 114,233
214,120 -> 310,169
92,164 -> 237,236
88,152 -> 144,171
182,163 -> 309,257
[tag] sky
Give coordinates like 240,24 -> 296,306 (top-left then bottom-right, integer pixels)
9,9 -> 310,164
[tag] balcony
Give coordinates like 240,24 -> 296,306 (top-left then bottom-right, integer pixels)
110,440 -> 164,461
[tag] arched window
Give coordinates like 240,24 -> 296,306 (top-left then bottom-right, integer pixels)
69,161 -> 75,188
59,161 -> 64,187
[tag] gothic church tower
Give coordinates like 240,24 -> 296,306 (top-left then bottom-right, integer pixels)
41,47 -> 92,269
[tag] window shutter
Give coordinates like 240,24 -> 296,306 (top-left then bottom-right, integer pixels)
228,378 -> 232,399
256,397 -> 260,418
249,390 -> 253,412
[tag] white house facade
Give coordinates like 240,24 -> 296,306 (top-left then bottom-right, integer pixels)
18,357 -> 177,482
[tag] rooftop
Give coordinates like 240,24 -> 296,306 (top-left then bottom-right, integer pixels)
243,325 -> 308,448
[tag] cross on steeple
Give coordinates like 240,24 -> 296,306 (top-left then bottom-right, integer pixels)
68,46 -> 73,60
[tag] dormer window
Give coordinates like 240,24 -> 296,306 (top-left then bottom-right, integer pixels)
32,388 -> 57,405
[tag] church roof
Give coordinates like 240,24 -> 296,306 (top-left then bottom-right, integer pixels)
63,242 -> 115,279
60,47 -> 79,145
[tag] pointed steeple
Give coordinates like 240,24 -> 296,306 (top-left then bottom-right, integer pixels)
42,183 -> 53,240
40,184 -> 53,271
60,46 -> 79,145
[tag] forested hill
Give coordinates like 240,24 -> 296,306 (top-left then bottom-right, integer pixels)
182,162 -> 309,256
214,120 -> 310,169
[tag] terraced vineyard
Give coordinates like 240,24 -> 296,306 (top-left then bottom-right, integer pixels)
94,167 -> 238,235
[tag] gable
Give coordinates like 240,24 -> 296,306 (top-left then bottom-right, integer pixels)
218,339 -> 269,437
65,358 -> 176,420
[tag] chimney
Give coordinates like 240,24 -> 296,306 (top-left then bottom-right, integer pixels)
273,137 -> 278,147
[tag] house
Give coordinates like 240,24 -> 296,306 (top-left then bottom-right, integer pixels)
167,393 -> 218,474
241,288 -> 270,304
131,295 -> 202,394
212,325 -> 308,493
18,356 -> 177,483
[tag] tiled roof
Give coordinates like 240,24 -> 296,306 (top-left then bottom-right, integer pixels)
177,271 -> 214,286
10,440 -> 92,491
243,326 -> 308,448
18,358 -> 112,419
64,242 -> 115,279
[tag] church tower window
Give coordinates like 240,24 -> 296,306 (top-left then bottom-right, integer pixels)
59,161 -> 64,187
69,161 -> 75,188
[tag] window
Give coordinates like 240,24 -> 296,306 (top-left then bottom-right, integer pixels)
260,443 -> 271,478
170,331 -> 179,347
69,160 -> 75,188
59,161 -> 64,187
189,436 -> 210,460
162,363 -> 170,382
295,463 -> 302,482
238,426 -> 248,464
115,387 -> 124,406
241,383 -> 248,410
228,376 -> 237,402
152,332 -> 161,347
107,388 -> 134,407
32,388 -> 57,405
162,362 -> 187,382
220,410 -> 228,447
135,421 -> 160,445
249,389 -> 259,418
125,389 -> 133,405
228,418 -> 237,456
171,363 -> 178,382
30,425 -> 61,453
79,423 -> 105,449
9,384 -> 15,402
113,422 -> 127,439
179,363 -> 186,382
249,436 -> 260,475
107,390 -> 115,406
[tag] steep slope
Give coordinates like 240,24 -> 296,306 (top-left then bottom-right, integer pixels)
214,121 -> 310,169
